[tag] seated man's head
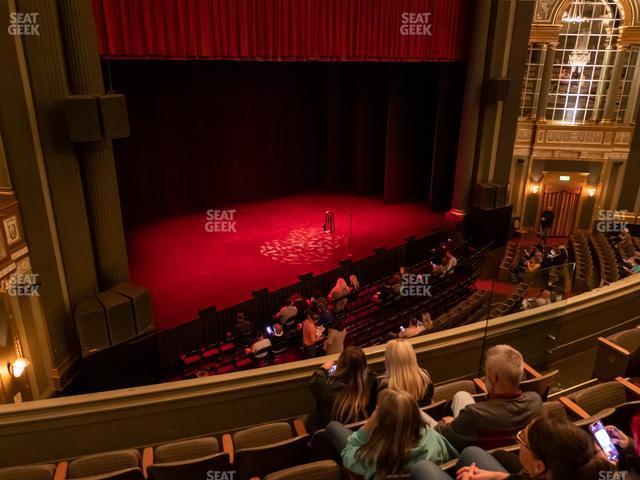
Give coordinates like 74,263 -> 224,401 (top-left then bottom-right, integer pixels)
273,323 -> 282,334
255,330 -> 264,340
236,312 -> 245,323
484,344 -> 523,395
540,289 -> 551,299
409,316 -> 419,327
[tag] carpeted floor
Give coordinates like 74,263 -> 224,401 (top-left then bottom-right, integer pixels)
127,194 -> 452,330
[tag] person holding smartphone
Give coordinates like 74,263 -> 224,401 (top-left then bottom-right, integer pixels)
306,346 -> 377,433
409,413 -> 618,480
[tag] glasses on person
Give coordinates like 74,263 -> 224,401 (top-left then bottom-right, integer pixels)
516,429 -> 530,449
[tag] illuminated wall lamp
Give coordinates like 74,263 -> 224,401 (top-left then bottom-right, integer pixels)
559,175 -> 571,182
7,358 -> 30,378
588,187 -> 597,197
531,184 -> 540,194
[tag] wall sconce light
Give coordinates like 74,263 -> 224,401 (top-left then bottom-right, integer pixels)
531,184 -> 540,194
588,187 -> 596,197
7,358 -> 30,378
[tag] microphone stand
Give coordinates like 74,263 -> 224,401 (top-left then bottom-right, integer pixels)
348,211 -> 353,257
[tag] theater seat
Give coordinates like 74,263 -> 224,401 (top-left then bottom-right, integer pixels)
65,449 -> 142,480
143,437 -> 231,480
0,464 -> 59,480
263,460 -> 342,480
560,380 -> 629,419
594,328 -> 640,380
223,421 -> 310,480
542,400 -> 568,421
432,379 -> 479,403
519,369 -> 559,401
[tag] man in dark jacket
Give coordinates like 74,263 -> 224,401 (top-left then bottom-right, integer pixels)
434,345 -> 542,450
539,206 -> 554,243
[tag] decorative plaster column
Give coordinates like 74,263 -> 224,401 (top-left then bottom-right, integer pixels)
450,0 -> 492,215
57,0 -> 130,288
535,43 -> 556,121
602,46 -> 629,123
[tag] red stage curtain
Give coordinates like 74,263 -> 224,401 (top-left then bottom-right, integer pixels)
541,186 -> 582,238
91,0 -> 471,61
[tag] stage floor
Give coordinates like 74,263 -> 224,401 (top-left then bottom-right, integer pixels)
127,194 -> 451,330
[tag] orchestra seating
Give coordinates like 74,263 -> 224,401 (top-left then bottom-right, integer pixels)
570,233 -> 596,292
590,233 -> 620,285
489,282 -> 529,318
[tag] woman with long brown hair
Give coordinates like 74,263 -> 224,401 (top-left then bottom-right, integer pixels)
327,389 -> 457,479
378,339 -> 433,406
307,346 -> 376,432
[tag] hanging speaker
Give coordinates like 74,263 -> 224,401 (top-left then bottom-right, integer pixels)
75,297 -> 110,356
97,291 -> 136,345
64,96 -> 101,142
98,94 -> 130,139
485,77 -> 510,102
110,283 -> 154,335
473,183 -> 497,209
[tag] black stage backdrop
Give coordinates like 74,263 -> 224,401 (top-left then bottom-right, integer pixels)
108,61 -> 466,227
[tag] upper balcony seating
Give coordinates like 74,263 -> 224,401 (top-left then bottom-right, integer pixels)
222,420 -> 310,480
594,327 -> 640,380
143,437 -> 231,480
0,464 -> 61,480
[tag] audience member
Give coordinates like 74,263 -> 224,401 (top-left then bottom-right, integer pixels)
399,316 -> 426,339
247,331 -> 271,359
307,346 -> 376,432
303,312 -> 323,358
433,257 -> 449,277
446,251 -> 457,272
233,312 -> 253,337
270,322 -> 288,354
329,277 -> 351,311
309,289 -> 327,311
291,293 -> 308,320
378,339 -> 433,406
326,389 -> 457,480
317,302 -> 334,326
626,257 -> 640,274
349,274 -> 361,292
275,300 -> 298,325
521,288 -> 551,310
324,319 -> 346,355
410,413 -> 616,480
432,344 -> 542,450
539,206 -> 554,243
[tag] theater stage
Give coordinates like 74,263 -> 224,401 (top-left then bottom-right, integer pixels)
127,194 -> 452,330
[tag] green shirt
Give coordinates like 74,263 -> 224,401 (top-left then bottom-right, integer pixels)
340,427 -> 458,480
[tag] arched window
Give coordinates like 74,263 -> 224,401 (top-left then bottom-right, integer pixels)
520,0 -> 639,124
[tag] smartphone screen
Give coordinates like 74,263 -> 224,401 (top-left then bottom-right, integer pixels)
590,421 -> 619,462
265,325 -> 274,335
329,364 -> 337,374
400,326 -> 405,332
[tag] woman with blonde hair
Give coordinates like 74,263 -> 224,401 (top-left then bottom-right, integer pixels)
326,389 -> 457,480
378,339 -> 433,406
329,277 -> 351,311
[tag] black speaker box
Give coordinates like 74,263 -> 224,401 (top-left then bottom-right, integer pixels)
97,291 -> 136,346
98,94 -> 129,139
81,331 -> 160,392
75,297 -> 110,356
473,183 -> 497,209
491,183 -> 508,208
64,96 -> 101,142
111,283 -> 154,335
466,205 -> 514,247
485,77 -> 510,102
